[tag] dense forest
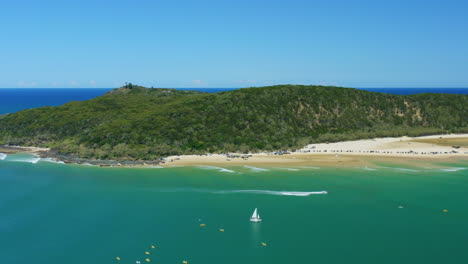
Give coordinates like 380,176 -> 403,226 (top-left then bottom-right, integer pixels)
0,85 -> 467,160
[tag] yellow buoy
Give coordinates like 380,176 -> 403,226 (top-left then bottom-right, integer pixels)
151,245 -> 156,249
146,258 -> 151,262
219,229 -> 225,232
261,242 -> 267,246
182,261 -> 188,264
116,256 -> 121,261
145,251 -> 150,255
443,209 -> 449,212
200,224 -> 206,227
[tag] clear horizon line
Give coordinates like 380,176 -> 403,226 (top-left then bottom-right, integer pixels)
1,87 -> 468,89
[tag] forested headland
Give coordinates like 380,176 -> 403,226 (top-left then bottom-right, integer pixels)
0,85 -> 466,161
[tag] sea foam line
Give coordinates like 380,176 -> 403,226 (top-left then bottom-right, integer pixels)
395,168 -> 420,172
440,167 -> 466,172
243,166 -> 269,172
41,158 -> 65,164
9,157 -> 41,164
197,165 -> 236,173
277,168 -> 300,171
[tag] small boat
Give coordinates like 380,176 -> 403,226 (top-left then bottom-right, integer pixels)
250,208 -> 262,222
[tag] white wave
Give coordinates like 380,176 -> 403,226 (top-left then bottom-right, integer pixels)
395,168 -> 420,172
146,166 -> 164,169
363,167 -> 377,171
80,163 -> 94,166
0,153 -> 6,160
197,165 -> 236,173
440,167 -> 466,172
380,166 -> 420,172
41,158 -> 65,164
299,166 -> 320,169
214,190 -> 328,196
278,168 -> 300,171
9,157 -> 41,164
243,166 -> 269,172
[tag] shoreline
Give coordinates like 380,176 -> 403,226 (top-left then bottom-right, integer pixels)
1,134 -> 467,168
162,134 -> 468,167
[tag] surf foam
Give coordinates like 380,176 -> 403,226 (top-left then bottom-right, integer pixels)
278,168 -> 300,171
41,158 -> 65,164
197,165 -> 236,173
395,168 -> 420,172
243,166 -> 269,172
440,167 -> 466,172
0,153 -> 6,160
9,157 -> 41,164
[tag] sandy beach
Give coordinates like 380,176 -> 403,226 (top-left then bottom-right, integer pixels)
1,134 -> 467,168
163,134 -> 468,167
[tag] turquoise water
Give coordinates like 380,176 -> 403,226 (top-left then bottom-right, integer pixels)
0,154 -> 467,264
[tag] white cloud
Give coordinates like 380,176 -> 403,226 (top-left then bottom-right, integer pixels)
89,80 -> 97,86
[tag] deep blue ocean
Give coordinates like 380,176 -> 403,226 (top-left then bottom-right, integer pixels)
0,88 -> 467,115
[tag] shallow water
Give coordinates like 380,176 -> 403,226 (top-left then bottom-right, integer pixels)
0,154 -> 467,264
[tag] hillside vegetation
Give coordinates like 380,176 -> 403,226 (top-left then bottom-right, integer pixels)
0,85 -> 466,160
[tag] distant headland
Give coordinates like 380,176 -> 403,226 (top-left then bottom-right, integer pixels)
0,84 -> 467,164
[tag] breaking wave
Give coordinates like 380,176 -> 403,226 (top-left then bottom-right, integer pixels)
440,167 -> 466,172
277,168 -> 300,171
197,165 -> 236,173
243,166 -> 269,172
395,168 -> 420,172
146,166 -> 164,169
0,153 -> 6,160
41,158 -> 65,164
9,157 -> 41,164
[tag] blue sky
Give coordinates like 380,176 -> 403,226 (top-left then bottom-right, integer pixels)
1,0 -> 467,88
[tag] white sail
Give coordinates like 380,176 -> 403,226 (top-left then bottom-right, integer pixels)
250,208 -> 262,222
251,208 -> 258,218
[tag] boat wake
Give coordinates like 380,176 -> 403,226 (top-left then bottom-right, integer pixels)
214,190 -> 328,196
160,188 -> 327,196
0,153 -> 6,160
243,166 -> 269,172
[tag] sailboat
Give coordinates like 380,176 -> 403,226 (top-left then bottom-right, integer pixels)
250,208 -> 262,222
